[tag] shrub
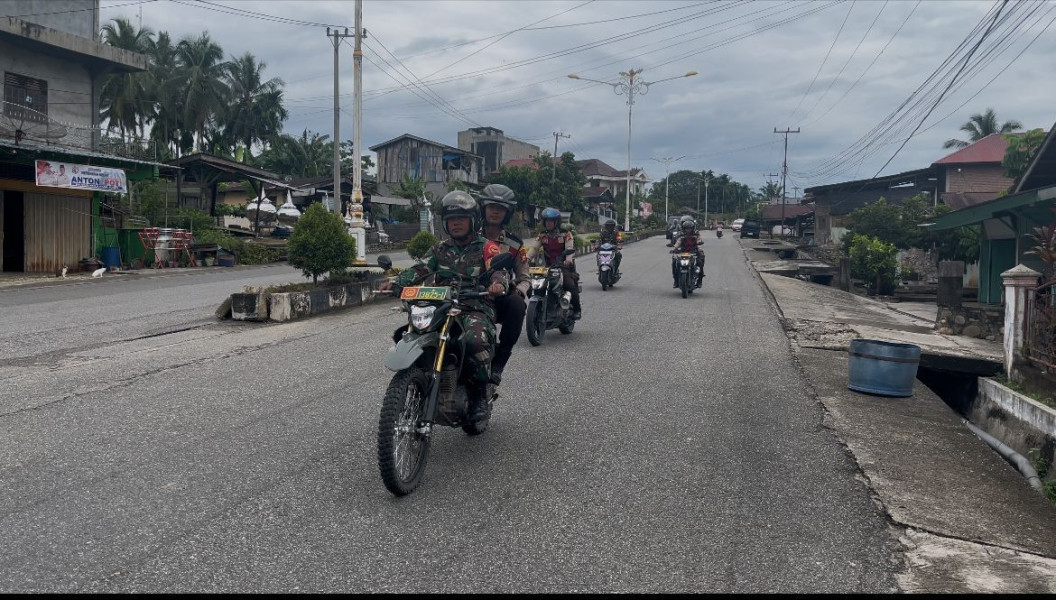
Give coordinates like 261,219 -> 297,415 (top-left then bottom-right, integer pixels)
193,228 -> 246,256
406,231 -> 439,261
240,242 -> 282,265
287,204 -> 356,283
849,234 -> 898,295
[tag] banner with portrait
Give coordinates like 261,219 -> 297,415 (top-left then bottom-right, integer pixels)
35,160 -> 127,193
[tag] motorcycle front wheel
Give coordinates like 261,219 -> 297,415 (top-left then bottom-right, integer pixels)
526,301 -> 544,346
680,272 -> 690,298
600,270 -> 610,291
377,367 -> 432,496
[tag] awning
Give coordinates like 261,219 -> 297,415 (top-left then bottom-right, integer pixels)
369,195 -> 413,206
924,184 -> 1056,230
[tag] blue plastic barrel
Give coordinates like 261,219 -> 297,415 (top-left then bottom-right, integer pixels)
847,339 -> 921,397
101,246 -> 121,270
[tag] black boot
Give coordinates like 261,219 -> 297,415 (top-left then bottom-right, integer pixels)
468,384 -> 491,423
490,348 -> 512,386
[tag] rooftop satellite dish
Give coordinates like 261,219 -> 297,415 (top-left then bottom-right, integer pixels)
0,102 -> 67,145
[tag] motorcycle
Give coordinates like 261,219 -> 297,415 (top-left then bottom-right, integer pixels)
375,252 -> 515,496
525,249 -> 577,346
596,242 -> 620,290
672,251 -> 700,299
716,226 -> 723,239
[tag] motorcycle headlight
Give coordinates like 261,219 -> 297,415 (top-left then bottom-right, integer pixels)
409,305 -> 436,330
531,278 -> 546,290
680,258 -> 690,266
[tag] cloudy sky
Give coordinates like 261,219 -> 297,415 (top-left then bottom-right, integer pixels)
100,0 -> 1056,193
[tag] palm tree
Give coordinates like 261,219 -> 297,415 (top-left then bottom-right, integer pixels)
943,108 -> 1022,149
759,181 -> 782,203
145,31 -> 183,158
222,53 -> 287,161
175,32 -> 229,151
258,129 -> 332,178
99,18 -> 153,141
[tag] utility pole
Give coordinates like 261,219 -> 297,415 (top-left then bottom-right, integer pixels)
326,26 -> 354,216
552,131 -> 570,182
349,0 -> 367,264
774,127 -> 799,238
650,156 -> 685,223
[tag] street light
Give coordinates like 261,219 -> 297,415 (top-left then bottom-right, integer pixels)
568,69 -> 697,232
650,156 -> 685,223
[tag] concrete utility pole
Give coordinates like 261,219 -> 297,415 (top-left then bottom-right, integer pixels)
552,131 -> 570,182
349,0 -> 367,263
775,127 -> 799,238
326,26 -> 354,215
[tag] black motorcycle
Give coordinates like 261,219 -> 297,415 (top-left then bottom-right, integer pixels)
376,253 -> 514,496
672,251 -> 700,298
525,249 -> 577,346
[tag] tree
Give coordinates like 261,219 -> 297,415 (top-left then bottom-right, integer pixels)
392,174 -> 430,209
943,108 -> 1022,149
258,129 -> 332,177
100,18 -> 154,141
176,32 -> 229,151
1002,128 -> 1047,182
758,181 -> 782,203
287,203 -> 355,284
849,234 -> 898,294
223,53 -> 287,160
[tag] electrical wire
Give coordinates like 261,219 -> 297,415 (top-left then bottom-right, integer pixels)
4,0 -> 157,18
787,0 -> 855,124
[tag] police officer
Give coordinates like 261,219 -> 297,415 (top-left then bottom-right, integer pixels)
478,184 -> 528,386
380,191 -> 507,423
670,218 -> 705,288
526,207 -> 582,319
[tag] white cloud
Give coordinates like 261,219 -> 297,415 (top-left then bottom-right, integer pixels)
103,0 -> 1056,191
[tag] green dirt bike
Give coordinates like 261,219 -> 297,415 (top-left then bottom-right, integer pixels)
375,252 -> 515,496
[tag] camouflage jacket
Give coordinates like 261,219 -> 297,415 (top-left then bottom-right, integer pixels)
396,236 -> 508,318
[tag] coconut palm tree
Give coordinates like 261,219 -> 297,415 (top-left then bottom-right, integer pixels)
222,53 -> 287,161
99,18 -> 153,141
943,108 -> 1022,149
258,129 -> 333,178
175,32 -> 229,151
145,31 -> 184,158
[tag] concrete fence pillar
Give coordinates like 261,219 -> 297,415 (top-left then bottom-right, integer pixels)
1001,264 -> 1041,379
938,261 -> 964,308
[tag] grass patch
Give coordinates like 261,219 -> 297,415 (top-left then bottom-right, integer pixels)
992,375 -> 1056,410
261,268 -> 386,294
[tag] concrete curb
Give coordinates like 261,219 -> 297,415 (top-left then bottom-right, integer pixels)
229,279 -> 387,322
973,378 -> 1056,467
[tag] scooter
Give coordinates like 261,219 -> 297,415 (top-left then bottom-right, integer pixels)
716,226 -> 723,239
596,242 -> 620,290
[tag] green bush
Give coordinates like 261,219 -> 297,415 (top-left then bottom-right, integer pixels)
193,228 -> 246,255
406,231 -> 439,261
240,242 -> 282,265
287,203 -> 356,283
849,234 -> 898,295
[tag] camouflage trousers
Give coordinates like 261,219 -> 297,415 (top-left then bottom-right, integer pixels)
457,310 -> 497,387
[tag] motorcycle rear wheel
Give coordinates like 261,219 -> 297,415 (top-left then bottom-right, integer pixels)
377,367 -> 432,496
526,301 -> 544,346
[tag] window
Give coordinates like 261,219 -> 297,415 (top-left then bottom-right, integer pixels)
4,73 -> 48,123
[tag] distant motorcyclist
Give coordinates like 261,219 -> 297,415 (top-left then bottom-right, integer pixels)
526,207 -> 582,320
670,218 -> 705,288
379,190 -> 507,423
478,184 -> 528,386
592,219 -> 623,276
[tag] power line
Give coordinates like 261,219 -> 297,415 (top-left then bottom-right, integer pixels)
4,0 -> 156,18
787,0 -> 855,124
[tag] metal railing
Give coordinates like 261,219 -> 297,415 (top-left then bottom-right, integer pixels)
1025,280 -> 1056,369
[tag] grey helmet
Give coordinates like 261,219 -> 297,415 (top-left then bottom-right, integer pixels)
604,219 -> 616,231
440,190 -> 480,240
479,184 -> 516,226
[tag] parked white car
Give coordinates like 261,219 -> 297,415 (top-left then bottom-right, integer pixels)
732,218 -> 745,232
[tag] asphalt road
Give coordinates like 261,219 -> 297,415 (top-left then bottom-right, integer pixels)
0,235 -> 902,592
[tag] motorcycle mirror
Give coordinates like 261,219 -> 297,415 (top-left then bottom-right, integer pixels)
489,252 -> 515,271
377,255 -> 393,270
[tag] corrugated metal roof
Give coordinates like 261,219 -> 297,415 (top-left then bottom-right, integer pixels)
932,133 -> 1009,165
761,204 -> 814,220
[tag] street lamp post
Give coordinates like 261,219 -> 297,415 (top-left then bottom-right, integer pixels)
568,69 -> 697,232
650,156 -> 685,224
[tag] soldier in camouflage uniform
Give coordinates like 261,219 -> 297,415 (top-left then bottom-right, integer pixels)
478,184 -> 529,386
382,191 -> 508,423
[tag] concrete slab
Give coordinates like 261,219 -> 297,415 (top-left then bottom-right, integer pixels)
797,347 -> 1056,557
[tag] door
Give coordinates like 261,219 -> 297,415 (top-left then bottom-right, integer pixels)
982,238 -> 1016,304
3,191 -> 24,272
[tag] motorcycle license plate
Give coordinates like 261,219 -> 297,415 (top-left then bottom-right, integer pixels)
529,267 -> 549,275
679,253 -> 692,258
399,286 -> 450,301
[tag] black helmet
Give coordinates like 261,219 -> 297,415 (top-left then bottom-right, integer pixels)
681,218 -> 696,233
440,190 -> 479,240
679,215 -> 693,224
479,184 -> 516,226
604,219 -> 616,230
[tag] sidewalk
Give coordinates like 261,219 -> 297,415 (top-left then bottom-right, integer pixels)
741,237 -> 1056,593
